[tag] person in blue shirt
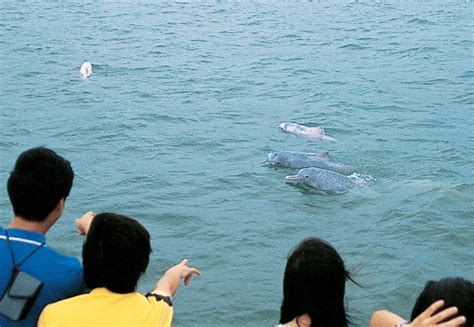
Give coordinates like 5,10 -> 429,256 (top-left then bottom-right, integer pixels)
0,147 -> 91,327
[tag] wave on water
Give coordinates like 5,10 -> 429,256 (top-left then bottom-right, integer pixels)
1,2 -> 472,326
349,173 -> 375,185
338,43 -> 369,50
392,46 -> 442,60
407,18 -> 436,25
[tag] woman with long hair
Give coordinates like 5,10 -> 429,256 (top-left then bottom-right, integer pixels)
277,237 -> 357,327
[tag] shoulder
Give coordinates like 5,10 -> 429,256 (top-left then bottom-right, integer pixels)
145,292 -> 173,308
41,292 -> 89,314
32,247 -> 84,296
38,295 -> 83,327
143,292 -> 174,326
42,246 -> 80,263
40,246 -> 82,272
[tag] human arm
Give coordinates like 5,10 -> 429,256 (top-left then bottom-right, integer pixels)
279,314 -> 311,327
75,211 -> 94,236
369,310 -> 407,327
369,300 -> 466,327
152,259 -> 200,297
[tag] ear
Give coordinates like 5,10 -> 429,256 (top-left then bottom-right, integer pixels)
54,198 -> 66,217
44,198 -> 66,230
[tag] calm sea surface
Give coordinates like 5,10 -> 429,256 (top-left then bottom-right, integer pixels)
0,1 -> 473,326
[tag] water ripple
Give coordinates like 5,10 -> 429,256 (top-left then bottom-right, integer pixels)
0,1 -> 472,326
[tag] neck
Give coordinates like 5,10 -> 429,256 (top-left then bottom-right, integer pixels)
7,216 -> 50,235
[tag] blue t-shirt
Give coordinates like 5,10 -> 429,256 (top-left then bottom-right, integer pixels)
0,228 -> 84,327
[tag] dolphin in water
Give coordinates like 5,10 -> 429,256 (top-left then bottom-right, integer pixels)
264,151 -> 354,174
278,122 -> 336,141
285,167 -> 358,194
79,61 -> 93,78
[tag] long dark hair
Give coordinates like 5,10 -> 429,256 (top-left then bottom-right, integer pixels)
279,237 -> 356,327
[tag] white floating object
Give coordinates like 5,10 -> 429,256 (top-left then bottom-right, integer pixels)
79,61 -> 93,78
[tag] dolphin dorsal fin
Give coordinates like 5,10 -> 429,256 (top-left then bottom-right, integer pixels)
315,152 -> 331,160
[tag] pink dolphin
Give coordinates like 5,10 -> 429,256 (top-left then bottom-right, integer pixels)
79,61 -> 93,78
278,122 -> 336,141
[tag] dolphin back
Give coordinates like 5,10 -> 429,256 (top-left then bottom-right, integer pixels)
287,167 -> 356,194
278,122 -> 336,141
267,151 -> 354,174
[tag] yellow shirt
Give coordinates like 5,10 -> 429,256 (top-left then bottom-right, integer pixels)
38,287 -> 173,327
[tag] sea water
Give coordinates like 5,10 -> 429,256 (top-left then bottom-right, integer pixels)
0,1 -> 472,326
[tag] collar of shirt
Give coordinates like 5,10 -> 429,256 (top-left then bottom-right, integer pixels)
0,227 -> 46,246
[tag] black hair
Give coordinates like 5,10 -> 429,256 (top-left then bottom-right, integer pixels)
411,277 -> 474,326
83,212 -> 152,294
279,237 -> 356,327
7,147 -> 74,222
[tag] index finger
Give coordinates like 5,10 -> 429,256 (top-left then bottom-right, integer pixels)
189,267 -> 201,276
183,268 -> 201,286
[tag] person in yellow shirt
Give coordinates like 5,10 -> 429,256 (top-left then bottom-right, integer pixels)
38,212 -> 200,327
